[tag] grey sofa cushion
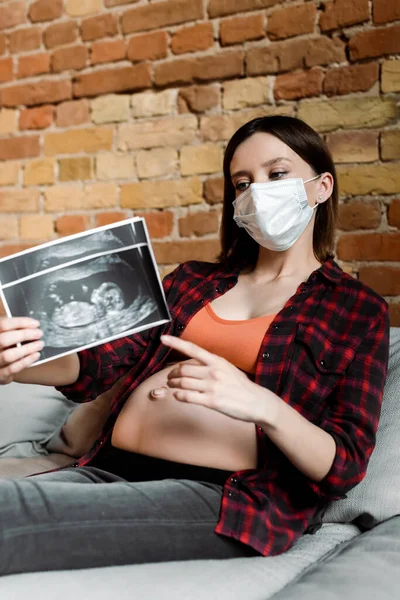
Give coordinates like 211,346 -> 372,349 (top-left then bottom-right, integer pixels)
323,327 -> 400,526
0,382 -> 75,458
272,515 -> 400,600
0,523 -> 359,600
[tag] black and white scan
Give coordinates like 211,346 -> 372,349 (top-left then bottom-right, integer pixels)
0,219 -> 170,365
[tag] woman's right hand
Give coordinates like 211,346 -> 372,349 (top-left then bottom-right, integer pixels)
0,317 -> 44,384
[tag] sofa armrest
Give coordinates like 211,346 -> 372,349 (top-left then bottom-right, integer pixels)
272,516 -> 400,599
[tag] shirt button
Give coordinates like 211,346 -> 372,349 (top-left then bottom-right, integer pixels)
228,491 -> 233,497
320,360 -> 325,366
263,352 -> 270,359
177,324 -> 184,331
216,287 -> 221,294
231,477 -> 237,484
300,287 -> 306,293
274,324 -> 279,330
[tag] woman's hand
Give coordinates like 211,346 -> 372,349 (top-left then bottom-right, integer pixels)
0,317 -> 44,384
160,335 -> 280,426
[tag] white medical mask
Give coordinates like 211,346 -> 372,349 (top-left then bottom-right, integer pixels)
232,175 -> 321,252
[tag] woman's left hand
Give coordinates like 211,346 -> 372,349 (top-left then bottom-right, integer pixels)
159,335 -> 280,426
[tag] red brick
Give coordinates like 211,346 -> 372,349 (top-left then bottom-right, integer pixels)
274,68 -> 324,100
320,0 -> 369,31
338,200 -> 382,231
29,0 -> 63,23
20,105 -> 54,130
209,0 -> 279,18
220,14 -> 265,46
105,0 -> 141,5
178,85 -> 220,114
52,45 -> 88,73
0,136 -> 40,160
153,239 -> 221,264
91,39 -> 126,65
204,177 -> 224,204
0,2 -> 26,31
324,62 -> 379,96
122,0 -> 204,34
0,244 -> 34,259
95,211 -> 130,227
9,27 -> 42,53
0,33 -> 5,55
388,200 -> 400,228
127,31 -> 168,62
0,57 -> 13,82
73,63 -> 151,97
154,50 -> 244,87
267,3 -> 316,40
44,21 -> 78,49
349,24 -> 400,61
81,13 -> 118,42
1,79 -> 72,107
373,0 -> 400,25
358,266 -> 400,296
17,52 -> 50,79
389,303 -> 400,327
56,99 -> 89,126
56,215 -> 90,236
135,211 -> 174,239
172,23 -> 213,55
337,232 -> 400,261
246,36 -> 345,75
179,209 -> 220,236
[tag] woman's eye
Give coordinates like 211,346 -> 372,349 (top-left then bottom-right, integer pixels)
270,171 -> 287,180
235,181 -> 250,192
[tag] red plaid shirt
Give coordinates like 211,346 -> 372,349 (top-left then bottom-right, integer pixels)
59,258 -> 389,556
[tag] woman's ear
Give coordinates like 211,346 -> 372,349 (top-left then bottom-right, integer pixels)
316,172 -> 334,204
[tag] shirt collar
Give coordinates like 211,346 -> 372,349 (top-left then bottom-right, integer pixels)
317,258 -> 343,285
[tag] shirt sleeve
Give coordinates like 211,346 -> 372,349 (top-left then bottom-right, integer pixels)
308,303 -> 390,501
56,264 -> 181,402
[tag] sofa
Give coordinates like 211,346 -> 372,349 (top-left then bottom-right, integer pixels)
0,328 -> 399,599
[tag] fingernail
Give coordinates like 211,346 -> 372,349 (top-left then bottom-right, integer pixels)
161,335 -> 172,342
150,387 -> 167,399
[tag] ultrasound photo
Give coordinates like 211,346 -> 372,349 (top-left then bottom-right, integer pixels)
0,218 -> 170,365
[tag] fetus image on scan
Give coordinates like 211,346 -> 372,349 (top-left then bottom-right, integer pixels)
0,225 -> 167,362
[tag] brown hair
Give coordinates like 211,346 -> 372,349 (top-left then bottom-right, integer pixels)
217,115 -> 339,270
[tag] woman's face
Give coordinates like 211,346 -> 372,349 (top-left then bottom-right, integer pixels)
229,132 -> 322,208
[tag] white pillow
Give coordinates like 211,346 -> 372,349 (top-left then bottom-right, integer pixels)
323,327 -> 400,526
0,382 -> 75,458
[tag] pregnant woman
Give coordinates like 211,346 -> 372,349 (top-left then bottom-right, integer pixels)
0,115 -> 389,575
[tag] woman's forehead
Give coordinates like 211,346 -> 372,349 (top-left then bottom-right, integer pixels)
230,132 -> 298,172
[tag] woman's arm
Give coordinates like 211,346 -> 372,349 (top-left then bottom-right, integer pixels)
14,353 -> 80,387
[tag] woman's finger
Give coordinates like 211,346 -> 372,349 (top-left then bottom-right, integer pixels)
161,335 -> 217,366
0,318 -> 40,333
167,362 -> 209,381
0,340 -> 44,368
0,327 -> 43,351
167,376 -> 209,393
0,350 -> 41,383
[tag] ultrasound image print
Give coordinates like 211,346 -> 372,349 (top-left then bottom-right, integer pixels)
0,220 -> 147,285
0,218 -> 170,365
1,245 -> 169,363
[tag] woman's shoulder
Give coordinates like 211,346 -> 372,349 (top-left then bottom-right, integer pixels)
335,266 -> 388,322
166,260 -> 227,282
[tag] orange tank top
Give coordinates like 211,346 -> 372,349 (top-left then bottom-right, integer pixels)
181,303 -> 276,374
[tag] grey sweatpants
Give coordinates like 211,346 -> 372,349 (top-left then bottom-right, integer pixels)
0,466 -> 255,575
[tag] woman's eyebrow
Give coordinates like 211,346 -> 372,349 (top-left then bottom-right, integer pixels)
231,157 -> 292,179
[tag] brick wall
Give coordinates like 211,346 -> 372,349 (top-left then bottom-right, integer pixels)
0,0 -> 399,323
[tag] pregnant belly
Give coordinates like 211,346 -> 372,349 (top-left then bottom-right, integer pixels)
111,363 -> 258,471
